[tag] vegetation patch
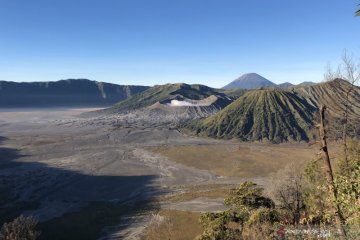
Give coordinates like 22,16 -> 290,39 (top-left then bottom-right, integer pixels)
141,210 -> 203,240
159,184 -> 235,203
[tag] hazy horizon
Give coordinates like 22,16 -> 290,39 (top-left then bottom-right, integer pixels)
0,72 -> 321,88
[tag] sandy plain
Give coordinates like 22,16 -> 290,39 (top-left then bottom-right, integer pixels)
0,108 -> 319,239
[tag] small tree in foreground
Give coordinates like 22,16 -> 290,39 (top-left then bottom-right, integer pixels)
196,182 -> 281,240
0,215 -> 40,240
267,163 -> 306,225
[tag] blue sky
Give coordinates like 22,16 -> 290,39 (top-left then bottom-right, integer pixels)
0,0 -> 359,87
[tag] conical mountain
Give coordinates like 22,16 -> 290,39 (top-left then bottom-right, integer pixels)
223,73 -> 276,89
189,89 -> 316,142
277,82 -> 295,89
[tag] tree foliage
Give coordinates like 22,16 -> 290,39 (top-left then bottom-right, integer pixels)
334,139 -> 360,225
196,182 -> 280,240
197,138 -> 360,239
224,182 -> 274,209
302,139 -> 360,229
267,163 -> 306,224
303,159 -> 335,224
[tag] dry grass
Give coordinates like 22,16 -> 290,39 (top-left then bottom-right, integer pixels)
158,184 -> 234,203
150,143 -> 340,177
141,209 -> 203,240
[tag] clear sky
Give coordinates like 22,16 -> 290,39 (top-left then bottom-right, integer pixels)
0,0 -> 359,87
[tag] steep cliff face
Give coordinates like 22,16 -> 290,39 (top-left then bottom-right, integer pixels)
0,79 -> 149,107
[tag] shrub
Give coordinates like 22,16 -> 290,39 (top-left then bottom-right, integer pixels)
0,215 -> 40,240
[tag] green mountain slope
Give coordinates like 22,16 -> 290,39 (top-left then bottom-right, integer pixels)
189,89 -> 317,142
295,79 -> 360,139
220,88 -> 247,99
295,79 -> 360,120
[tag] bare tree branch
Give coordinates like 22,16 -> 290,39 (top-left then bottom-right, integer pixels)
318,106 -> 347,240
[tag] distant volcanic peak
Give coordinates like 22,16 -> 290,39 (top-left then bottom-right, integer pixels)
235,73 -> 270,82
278,82 -> 295,88
223,73 -> 276,90
240,73 -> 265,78
297,81 -> 316,86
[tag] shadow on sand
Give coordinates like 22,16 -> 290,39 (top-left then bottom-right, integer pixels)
0,136 -> 163,240
0,136 -> 29,168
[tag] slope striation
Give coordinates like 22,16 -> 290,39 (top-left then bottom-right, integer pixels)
295,79 -> 360,138
0,79 -> 149,107
189,89 -> 317,142
295,79 -> 360,119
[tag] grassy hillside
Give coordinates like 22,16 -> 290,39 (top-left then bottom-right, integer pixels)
296,79 -> 360,138
220,88 -> 247,99
295,79 -> 360,119
189,89 -> 316,142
